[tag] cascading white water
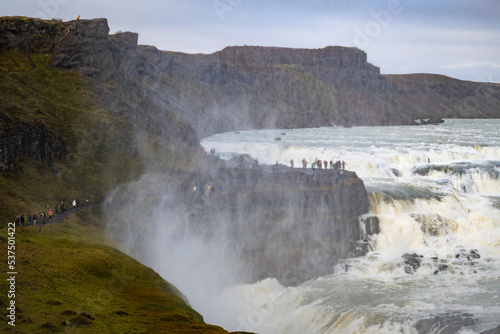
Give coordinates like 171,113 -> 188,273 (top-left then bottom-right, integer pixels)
201,119 -> 500,333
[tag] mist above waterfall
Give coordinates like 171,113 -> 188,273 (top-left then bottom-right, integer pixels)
103,171 -> 239,312
102,146 -> 370,327
101,119 -> 500,333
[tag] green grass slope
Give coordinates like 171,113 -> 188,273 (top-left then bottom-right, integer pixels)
0,23 -> 237,333
0,211 -> 229,333
0,48 -> 143,223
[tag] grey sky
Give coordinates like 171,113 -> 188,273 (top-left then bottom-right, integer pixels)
2,0 -> 499,82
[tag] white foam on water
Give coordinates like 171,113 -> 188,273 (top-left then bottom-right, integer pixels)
201,119 -> 500,333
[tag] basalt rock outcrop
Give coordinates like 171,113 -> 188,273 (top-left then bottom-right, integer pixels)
0,17 -> 119,81
0,115 -> 65,172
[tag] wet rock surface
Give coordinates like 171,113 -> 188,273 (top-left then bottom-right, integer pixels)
398,248 -> 486,275
415,313 -> 477,334
402,253 -> 424,274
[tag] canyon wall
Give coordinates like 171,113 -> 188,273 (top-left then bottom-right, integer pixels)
3,17 -> 498,143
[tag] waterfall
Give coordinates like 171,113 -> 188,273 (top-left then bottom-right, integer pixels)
199,119 -> 500,333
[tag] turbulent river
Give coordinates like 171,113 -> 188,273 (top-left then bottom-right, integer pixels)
200,119 -> 500,334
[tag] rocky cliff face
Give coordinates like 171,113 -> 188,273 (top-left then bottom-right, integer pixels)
0,114 -> 65,171
3,17 -> 498,140
0,17 -> 130,81
0,17 -> 54,53
51,18 -> 116,80
0,17 -> 199,174
212,45 -> 383,89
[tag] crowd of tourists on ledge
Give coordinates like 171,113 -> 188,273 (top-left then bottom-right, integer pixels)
290,158 -> 347,172
204,146 -> 348,173
10,194 -> 109,229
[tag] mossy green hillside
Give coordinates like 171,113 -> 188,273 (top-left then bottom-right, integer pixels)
0,211 -> 229,333
0,49 -> 143,222
0,44 -> 204,223
0,42 -> 232,333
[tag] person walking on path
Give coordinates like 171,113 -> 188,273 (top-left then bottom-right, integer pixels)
33,214 -> 37,226
40,212 -> 46,232
48,208 -> 53,220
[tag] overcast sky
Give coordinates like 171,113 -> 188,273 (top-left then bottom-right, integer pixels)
2,0 -> 500,82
